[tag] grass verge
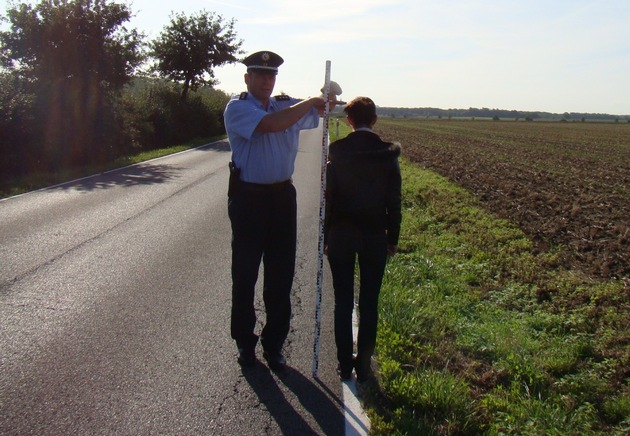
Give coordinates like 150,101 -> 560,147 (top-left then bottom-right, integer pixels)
364,160 -> 629,434
0,135 -> 224,199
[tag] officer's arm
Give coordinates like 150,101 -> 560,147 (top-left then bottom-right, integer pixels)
256,97 -> 326,133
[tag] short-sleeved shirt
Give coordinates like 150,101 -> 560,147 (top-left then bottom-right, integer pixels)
224,92 -> 320,184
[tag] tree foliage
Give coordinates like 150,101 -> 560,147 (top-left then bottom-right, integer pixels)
0,0 -> 144,89
150,10 -> 242,100
0,0 -> 145,169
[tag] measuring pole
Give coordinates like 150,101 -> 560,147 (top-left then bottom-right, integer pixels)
312,60 -> 331,378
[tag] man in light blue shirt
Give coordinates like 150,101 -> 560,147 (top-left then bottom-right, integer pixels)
223,50 -> 331,372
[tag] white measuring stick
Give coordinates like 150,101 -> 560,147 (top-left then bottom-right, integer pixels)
312,60 -> 331,378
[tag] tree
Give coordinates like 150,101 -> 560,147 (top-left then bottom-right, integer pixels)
150,10 -> 242,100
1,0 -> 144,89
0,0 -> 145,168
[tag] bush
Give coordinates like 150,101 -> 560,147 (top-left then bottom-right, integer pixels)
0,75 -> 230,191
121,78 -> 230,151
0,71 -> 130,182
36,80 -> 131,170
0,72 -> 35,179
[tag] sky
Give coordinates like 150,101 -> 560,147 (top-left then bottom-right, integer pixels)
2,0 -> 630,115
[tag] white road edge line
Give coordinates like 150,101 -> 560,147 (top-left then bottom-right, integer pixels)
343,307 -> 370,435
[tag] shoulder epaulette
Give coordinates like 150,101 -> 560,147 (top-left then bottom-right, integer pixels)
274,94 -> 291,101
239,92 -> 248,100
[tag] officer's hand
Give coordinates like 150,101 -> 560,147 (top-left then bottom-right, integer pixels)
315,95 -> 340,114
326,97 -> 338,112
311,96 -> 327,115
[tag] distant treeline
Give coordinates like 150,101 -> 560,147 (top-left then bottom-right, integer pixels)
373,107 -> 630,121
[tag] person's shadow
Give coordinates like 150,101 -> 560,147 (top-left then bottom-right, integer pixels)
241,364 -> 347,435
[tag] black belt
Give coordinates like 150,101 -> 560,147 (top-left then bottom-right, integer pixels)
239,179 -> 292,193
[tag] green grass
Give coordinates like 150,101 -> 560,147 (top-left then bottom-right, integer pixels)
363,160 -> 629,434
0,135 -> 224,198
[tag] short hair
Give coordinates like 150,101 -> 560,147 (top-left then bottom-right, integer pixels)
344,97 -> 376,126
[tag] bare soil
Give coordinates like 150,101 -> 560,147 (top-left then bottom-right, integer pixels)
375,119 -> 630,284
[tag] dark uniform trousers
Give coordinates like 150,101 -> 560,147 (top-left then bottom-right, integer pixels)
228,182 -> 297,354
326,223 -> 388,374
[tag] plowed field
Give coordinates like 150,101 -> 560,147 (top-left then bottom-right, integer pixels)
375,119 -> 630,284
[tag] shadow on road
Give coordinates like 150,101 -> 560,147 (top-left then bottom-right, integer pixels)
242,365 -> 345,435
47,140 -> 231,194
53,163 -> 182,193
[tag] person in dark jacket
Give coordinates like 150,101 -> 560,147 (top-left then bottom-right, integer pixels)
324,96 -> 402,382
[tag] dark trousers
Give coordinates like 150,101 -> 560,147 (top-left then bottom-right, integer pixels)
228,184 -> 297,354
326,224 -> 388,372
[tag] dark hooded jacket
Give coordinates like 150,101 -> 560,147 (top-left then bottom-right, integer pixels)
324,130 -> 402,246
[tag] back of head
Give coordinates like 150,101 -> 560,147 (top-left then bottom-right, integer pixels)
344,97 -> 376,127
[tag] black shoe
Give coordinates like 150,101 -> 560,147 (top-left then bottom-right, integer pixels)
263,350 -> 286,372
237,348 -> 256,367
355,360 -> 374,383
337,364 -> 352,381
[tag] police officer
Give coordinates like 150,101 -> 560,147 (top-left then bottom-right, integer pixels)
224,51 -> 330,371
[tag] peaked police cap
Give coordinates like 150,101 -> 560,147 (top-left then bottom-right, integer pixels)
242,51 -> 284,75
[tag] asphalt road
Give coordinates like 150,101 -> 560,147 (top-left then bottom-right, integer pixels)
0,126 -> 356,434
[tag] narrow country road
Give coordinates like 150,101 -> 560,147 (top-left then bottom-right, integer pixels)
0,125 -> 367,434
